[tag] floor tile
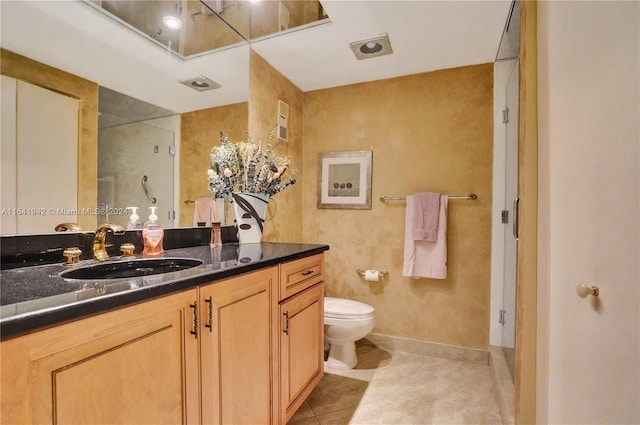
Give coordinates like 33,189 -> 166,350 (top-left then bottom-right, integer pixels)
288,339 -> 503,425
290,401 -> 316,422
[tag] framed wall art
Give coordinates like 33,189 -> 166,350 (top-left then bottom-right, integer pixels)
317,150 -> 372,209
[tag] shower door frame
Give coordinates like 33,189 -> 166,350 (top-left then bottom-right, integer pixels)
489,57 -> 519,374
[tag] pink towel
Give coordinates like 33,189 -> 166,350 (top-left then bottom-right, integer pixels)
193,198 -> 212,226
403,195 -> 448,279
192,198 -> 226,227
411,192 -> 441,241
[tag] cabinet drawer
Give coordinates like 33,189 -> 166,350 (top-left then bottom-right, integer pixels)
279,254 -> 324,301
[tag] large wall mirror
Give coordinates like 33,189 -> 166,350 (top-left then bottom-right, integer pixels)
0,0 -> 326,235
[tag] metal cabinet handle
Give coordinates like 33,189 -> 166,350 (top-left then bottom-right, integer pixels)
204,297 -> 213,332
190,302 -> 198,339
513,196 -> 520,240
301,270 -> 314,276
283,311 -> 289,335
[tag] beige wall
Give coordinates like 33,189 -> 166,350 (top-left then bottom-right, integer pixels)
179,102 -> 248,227
301,64 -> 494,349
179,49 -> 305,242
1,49 -> 98,231
249,50 -> 304,243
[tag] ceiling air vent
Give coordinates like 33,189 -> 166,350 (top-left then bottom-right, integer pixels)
179,75 -> 222,92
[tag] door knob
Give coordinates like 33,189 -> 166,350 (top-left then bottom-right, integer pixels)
576,283 -> 599,298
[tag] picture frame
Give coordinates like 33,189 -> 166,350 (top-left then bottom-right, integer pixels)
317,150 -> 372,209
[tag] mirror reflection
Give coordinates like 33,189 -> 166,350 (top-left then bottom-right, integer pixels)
0,0 -> 329,235
86,0 -> 328,56
86,0 -> 250,57
0,0 -> 253,235
249,0 -> 327,40
1,74 -> 80,234
97,88 -> 179,229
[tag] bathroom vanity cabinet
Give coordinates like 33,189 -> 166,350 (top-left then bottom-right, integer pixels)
0,289 -> 200,424
0,250 -> 326,424
278,254 -> 325,424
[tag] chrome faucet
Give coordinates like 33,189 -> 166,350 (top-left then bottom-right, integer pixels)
93,223 -> 125,262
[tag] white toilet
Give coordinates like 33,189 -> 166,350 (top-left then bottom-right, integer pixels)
324,297 -> 376,369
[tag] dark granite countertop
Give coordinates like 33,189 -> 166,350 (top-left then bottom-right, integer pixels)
0,242 -> 329,340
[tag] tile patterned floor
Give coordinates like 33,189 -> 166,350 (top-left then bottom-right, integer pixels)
289,339 -> 503,425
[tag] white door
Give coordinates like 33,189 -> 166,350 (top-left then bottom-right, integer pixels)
538,1 -> 639,424
0,77 -> 79,234
17,80 -> 79,233
1,76 -> 18,234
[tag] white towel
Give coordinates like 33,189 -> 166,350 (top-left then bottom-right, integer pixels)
402,195 -> 448,279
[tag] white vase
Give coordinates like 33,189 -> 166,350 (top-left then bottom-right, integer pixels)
231,192 -> 270,244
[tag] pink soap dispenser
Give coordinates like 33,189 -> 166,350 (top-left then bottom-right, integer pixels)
142,207 -> 164,256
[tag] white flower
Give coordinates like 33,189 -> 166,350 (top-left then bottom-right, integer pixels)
208,130 -> 296,197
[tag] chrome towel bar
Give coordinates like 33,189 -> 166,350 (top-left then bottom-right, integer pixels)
379,193 -> 477,203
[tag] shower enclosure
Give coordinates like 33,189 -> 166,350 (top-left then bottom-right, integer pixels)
501,59 -> 519,378
491,0 -> 519,381
97,87 -> 178,229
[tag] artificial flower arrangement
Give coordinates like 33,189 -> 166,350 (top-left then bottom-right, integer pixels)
207,130 -> 296,198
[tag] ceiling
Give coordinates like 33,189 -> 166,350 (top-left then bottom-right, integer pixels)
0,0 -> 512,113
252,1 -> 512,92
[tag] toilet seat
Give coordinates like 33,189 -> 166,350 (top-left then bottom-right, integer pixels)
324,297 -> 375,320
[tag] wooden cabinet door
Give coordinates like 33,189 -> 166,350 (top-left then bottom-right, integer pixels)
279,283 -> 324,424
199,267 -> 278,425
0,290 -> 199,425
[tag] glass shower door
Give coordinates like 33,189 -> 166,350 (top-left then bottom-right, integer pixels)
97,121 -> 176,229
501,59 -> 519,379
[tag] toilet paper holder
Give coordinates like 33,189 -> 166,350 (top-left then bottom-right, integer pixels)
357,269 -> 389,278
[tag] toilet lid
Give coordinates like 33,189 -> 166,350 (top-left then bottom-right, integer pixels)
324,297 -> 375,320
